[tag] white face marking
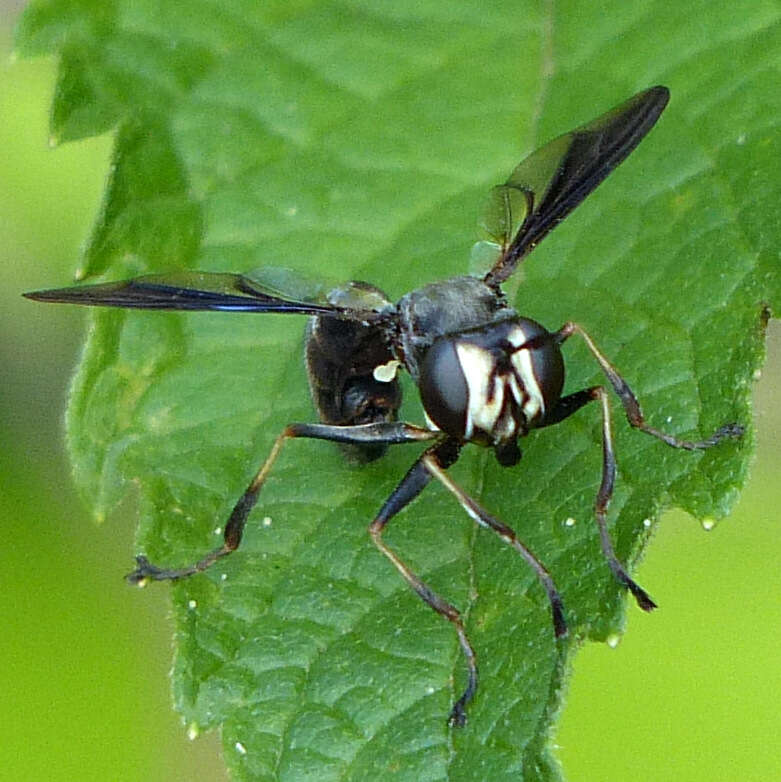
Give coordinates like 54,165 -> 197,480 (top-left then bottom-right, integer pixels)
454,322 -> 546,442
454,343 -> 496,439
513,348 -> 545,420
506,324 -> 528,349
372,359 -> 401,383
507,322 -> 545,420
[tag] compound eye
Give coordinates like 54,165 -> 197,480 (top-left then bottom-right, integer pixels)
419,337 -> 469,437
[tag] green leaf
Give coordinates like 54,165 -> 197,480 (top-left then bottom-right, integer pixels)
17,1 -> 780,780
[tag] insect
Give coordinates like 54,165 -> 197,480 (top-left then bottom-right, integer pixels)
25,86 -> 743,726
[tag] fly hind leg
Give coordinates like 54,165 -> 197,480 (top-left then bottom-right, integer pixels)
555,322 -> 744,449
127,421 -> 436,584
547,320 -> 744,611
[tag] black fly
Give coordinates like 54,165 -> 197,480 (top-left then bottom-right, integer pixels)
25,86 -> 743,726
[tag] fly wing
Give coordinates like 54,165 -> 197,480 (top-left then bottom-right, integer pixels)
24,269 -> 388,322
484,86 -> 670,286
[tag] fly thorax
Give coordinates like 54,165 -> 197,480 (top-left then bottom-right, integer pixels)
395,276 -> 514,381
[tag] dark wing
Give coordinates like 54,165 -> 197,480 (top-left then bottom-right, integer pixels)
484,86 -> 670,287
24,270 -> 387,322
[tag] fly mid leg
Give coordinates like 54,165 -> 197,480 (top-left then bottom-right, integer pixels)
127,421 -> 436,584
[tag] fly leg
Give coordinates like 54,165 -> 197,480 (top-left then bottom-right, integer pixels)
420,454 -> 567,637
371,439 -> 567,725
555,322 -> 744,448
544,387 -> 657,609
128,421 -> 436,584
368,438 -> 481,727
549,322 -> 743,610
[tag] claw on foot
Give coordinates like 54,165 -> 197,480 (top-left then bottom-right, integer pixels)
126,555 -> 160,586
448,701 -> 468,728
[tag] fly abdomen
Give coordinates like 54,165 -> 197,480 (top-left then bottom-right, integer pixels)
305,281 -> 401,462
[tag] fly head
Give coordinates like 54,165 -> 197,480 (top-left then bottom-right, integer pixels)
418,317 -> 564,463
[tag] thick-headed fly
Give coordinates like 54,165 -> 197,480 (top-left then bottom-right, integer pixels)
25,86 -> 743,726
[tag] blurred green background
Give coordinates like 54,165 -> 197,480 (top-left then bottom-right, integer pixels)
1,9 -> 778,782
